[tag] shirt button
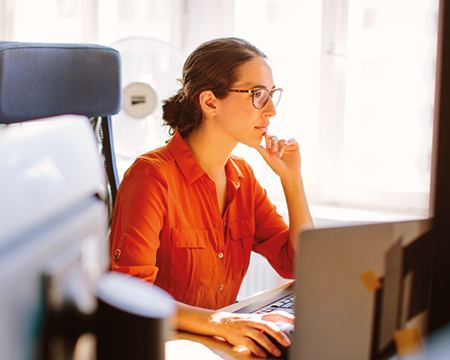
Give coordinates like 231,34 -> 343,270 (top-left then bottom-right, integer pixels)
113,249 -> 121,260
219,284 -> 224,290
218,253 -> 224,259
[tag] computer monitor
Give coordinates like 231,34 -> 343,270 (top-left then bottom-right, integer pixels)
0,115 -> 109,359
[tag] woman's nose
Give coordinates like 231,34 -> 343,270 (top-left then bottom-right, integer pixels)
264,96 -> 277,116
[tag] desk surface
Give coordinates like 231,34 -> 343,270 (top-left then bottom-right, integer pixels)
165,281 -> 294,360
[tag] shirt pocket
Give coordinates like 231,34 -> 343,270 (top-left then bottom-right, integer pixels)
229,216 -> 255,280
171,227 -> 213,292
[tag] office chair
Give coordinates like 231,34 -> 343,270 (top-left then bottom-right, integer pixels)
0,41 -> 122,222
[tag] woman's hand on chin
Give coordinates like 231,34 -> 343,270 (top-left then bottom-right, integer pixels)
254,133 -> 302,180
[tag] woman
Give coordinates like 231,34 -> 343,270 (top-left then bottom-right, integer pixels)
110,37 -> 313,358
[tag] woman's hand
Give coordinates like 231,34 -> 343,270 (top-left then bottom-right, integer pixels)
210,311 -> 294,358
254,133 -> 302,180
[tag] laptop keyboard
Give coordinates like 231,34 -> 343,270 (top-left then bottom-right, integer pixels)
252,293 -> 296,315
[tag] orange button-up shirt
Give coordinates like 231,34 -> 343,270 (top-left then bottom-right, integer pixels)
110,132 -> 295,310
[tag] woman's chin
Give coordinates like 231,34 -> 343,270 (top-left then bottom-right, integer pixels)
242,137 -> 264,149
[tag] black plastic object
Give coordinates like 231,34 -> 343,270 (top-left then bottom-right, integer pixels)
42,262 -> 175,360
96,272 -> 175,360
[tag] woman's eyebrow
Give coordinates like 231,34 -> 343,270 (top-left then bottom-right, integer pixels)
249,84 -> 276,90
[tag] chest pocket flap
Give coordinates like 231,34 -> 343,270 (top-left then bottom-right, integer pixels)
229,215 -> 255,241
172,227 -> 208,248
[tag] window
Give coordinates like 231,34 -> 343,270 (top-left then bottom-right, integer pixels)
232,0 -> 439,217
8,0 -> 97,43
337,0 -> 438,214
2,0 -> 440,217
97,0 -> 178,46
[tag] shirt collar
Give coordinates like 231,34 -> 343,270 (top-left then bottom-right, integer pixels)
167,132 -> 205,184
226,156 -> 244,191
167,132 -> 244,186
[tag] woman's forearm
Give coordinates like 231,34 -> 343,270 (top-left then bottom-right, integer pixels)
176,302 -> 221,336
280,174 -> 313,251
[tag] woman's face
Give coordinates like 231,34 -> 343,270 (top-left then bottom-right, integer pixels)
215,56 -> 277,148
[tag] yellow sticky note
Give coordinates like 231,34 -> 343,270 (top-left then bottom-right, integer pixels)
393,328 -> 423,356
360,270 -> 382,291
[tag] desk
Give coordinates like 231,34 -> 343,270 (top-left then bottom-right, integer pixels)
165,281 -> 294,360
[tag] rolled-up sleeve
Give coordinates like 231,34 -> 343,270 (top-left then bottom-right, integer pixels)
109,158 -> 167,283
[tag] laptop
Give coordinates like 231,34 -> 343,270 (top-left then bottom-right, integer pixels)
234,218 -> 433,360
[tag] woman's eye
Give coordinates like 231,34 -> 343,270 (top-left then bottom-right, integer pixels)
253,90 -> 263,98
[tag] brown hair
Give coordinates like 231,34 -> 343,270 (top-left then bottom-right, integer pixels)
162,37 -> 266,138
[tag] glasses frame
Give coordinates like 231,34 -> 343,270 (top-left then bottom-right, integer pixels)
227,87 -> 283,109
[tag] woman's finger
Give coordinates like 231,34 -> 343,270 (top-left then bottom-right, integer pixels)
241,327 -> 282,358
264,133 -> 280,153
277,139 -> 286,158
258,320 -> 292,348
239,319 -> 291,354
264,133 -> 272,150
270,136 -> 279,153
240,335 -> 268,358
262,310 -> 295,324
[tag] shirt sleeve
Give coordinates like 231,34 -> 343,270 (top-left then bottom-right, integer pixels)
109,157 -> 167,283
251,172 -> 295,279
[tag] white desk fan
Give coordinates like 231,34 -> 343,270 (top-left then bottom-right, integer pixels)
110,37 -> 185,178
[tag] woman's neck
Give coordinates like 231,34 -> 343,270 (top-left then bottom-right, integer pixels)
184,127 -> 236,181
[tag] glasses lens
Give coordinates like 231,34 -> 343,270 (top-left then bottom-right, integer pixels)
253,89 -> 270,109
252,88 -> 282,109
272,88 -> 282,107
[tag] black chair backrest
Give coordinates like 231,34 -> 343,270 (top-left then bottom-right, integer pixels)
0,41 -> 122,221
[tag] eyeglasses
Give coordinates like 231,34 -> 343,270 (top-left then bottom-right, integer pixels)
228,88 -> 283,109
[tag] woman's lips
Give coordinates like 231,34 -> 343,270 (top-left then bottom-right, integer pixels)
255,126 -> 268,133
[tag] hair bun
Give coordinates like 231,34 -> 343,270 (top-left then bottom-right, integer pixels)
162,91 -> 185,133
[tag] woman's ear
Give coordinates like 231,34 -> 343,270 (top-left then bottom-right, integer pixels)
199,90 -> 218,116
